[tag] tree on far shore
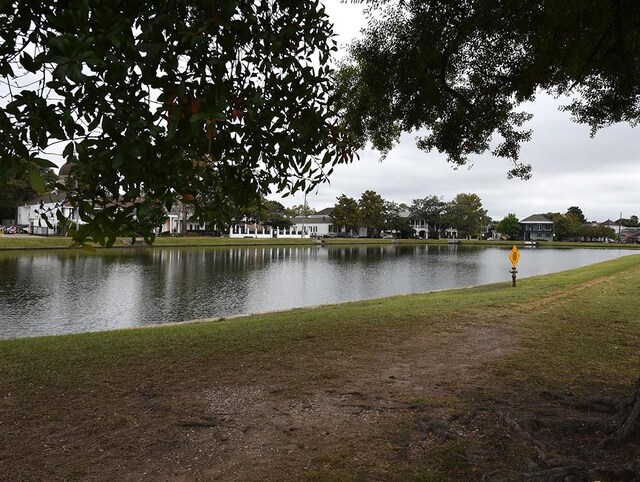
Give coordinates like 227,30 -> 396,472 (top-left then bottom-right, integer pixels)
567,206 -> 588,224
496,213 -> 520,240
384,201 -> 414,238
443,193 -> 486,239
553,213 -> 582,241
358,190 -> 386,237
330,194 -> 360,234
409,195 -> 446,238
617,215 -> 640,227
0,167 -> 57,222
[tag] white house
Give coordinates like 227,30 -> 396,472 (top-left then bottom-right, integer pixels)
18,192 -> 79,235
229,207 -> 336,238
16,162 -> 83,235
600,219 -> 626,239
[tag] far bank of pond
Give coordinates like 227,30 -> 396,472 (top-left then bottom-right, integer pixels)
1,244 -> 636,339
2,234 -> 640,251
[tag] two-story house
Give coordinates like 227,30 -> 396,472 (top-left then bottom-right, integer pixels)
520,214 -> 554,242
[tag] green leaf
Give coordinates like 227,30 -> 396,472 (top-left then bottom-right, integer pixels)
29,169 -> 47,193
62,142 -> 75,159
20,52 -> 38,72
0,61 -> 15,77
112,151 -> 123,168
31,157 -> 58,169
1,0 -> 343,246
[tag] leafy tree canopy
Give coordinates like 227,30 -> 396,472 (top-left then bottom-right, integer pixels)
358,189 -> 386,236
496,213 -> 520,240
384,200 -> 413,238
259,200 -> 292,229
617,215 -> 639,227
337,0 -> 640,179
553,213 -> 581,241
0,0 -> 354,246
576,223 -> 615,240
444,193 -> 486,238
330,194 -> 360,233
286,203 -> 317,218
0,166 -> 57,220
409,195 -> 446,225
566,206 -> 587,224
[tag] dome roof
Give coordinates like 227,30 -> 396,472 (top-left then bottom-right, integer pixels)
58,162 -> 76,177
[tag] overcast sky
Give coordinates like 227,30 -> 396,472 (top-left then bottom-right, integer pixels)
277,0 -> 640,223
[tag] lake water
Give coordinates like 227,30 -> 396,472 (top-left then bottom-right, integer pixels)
0,245 -> 635,339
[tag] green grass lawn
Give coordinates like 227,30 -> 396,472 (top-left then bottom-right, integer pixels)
1,255 -> 639,480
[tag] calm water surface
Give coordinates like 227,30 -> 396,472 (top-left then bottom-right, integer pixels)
0,245 -> 635,339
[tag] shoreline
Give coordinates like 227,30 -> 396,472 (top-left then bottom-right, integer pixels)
1,234 -> 639,252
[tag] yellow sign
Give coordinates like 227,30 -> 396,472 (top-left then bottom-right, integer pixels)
509,245 -> 520,267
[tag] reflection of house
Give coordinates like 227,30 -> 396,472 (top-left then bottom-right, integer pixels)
520,214 -> 553,241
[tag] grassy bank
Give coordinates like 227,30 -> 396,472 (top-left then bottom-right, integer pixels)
1,233 -> 638,251
0,235 -> 318,250
1,255 -> 640,480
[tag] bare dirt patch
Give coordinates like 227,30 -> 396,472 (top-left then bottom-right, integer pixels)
176,321 -> 520,481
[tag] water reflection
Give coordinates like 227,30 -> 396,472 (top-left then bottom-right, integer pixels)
0,245 -> 635,339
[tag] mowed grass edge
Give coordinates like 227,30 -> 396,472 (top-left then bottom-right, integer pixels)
2,234 -> 640,250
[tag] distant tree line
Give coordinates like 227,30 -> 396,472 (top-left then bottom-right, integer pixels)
494,205 -> 632,242
247,195 -> 635,242
330,191 -> 488,239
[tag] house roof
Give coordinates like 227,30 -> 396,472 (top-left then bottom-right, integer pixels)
24,192 -> 68,206
315,207 -> 333,216
58,162 -> 76,177
520,214 -> 553,224
291,215 -> 332,224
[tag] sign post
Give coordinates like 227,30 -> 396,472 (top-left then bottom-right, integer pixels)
508,245 -> 520,287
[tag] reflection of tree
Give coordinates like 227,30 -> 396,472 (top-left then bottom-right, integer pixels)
146,247 -> 322,321
325,245 -> 405,264
133,248 -> 317,323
